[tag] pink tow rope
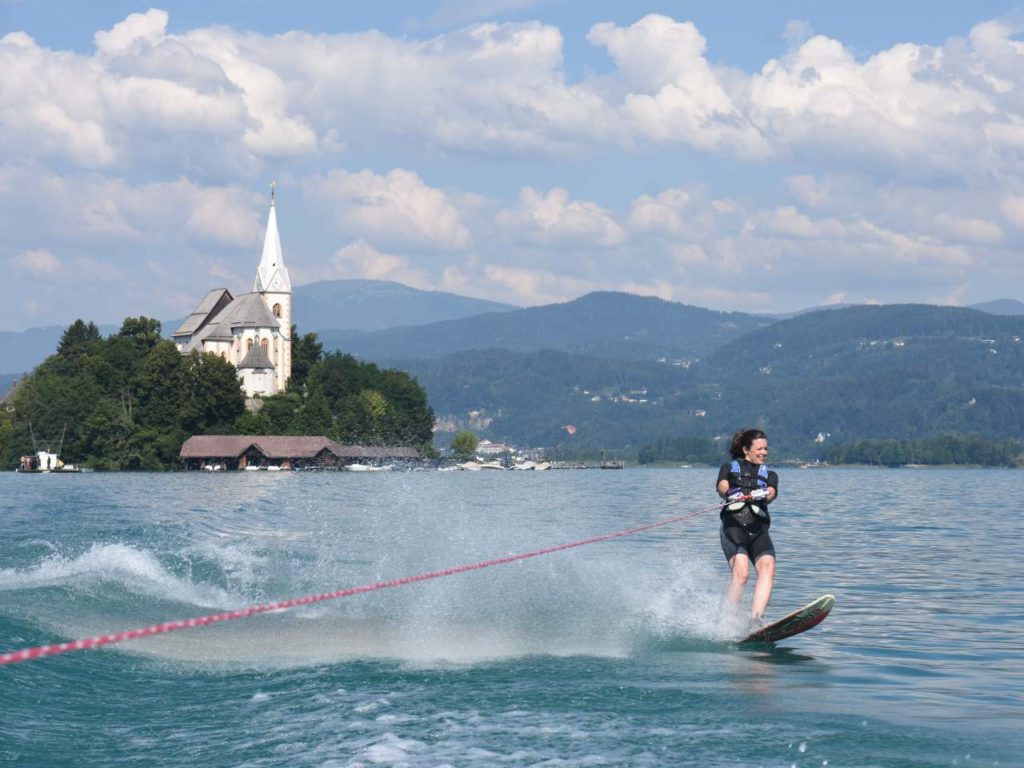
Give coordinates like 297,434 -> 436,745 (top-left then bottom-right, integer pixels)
0,504 -> 720,666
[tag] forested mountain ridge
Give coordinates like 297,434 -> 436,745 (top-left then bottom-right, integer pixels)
3,296 -> 1023,463
322,291 -> 771,363
688,304 -> 1024,452
400,348 -> 701,450
411,304 -> 1024,457
1,286 -> 1018,377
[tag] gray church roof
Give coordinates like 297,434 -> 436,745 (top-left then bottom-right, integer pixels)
177,292 -> 281,353
238,344 -> 274,369
173,289 -> 232,338
210,293 -> 279,333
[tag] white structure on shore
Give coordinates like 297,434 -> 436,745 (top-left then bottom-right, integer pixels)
172,186 -> 292,397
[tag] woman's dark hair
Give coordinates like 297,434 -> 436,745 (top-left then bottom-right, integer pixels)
730,429 -> 767,459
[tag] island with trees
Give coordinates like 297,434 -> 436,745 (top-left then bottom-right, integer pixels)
0,318 -> 435,470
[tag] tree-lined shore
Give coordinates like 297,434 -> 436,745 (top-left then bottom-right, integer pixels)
0,318 -> 434,470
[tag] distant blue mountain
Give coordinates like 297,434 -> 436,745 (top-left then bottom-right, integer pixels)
321,291 -> 771,363
0,325 -> 118,377
293,279 -> 518,332
970,298 -> 1024,315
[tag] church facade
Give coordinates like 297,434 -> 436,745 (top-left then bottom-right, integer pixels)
172,191 -> 292,398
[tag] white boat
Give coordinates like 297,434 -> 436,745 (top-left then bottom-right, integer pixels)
346,463 -> 392,472
17,424 -> 80,473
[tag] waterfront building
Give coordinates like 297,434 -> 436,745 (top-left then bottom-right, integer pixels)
179,435 -> 420,470
172,186 -> 292,397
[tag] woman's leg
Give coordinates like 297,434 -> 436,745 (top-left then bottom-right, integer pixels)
749,554 -> 776,620
726,553 -> 751,606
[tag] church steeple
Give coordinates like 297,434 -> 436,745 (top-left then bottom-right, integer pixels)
254,181 -> 291,294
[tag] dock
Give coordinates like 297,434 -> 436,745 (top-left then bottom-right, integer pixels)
548,460 -> 624,470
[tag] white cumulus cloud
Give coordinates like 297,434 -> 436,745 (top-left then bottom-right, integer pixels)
497,187 -> 625,246
307,168 -> 471,250
13,249 -> 63,278
326,239 -> 433,289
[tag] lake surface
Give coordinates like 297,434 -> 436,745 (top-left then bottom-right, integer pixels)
0,468 -> 1020,767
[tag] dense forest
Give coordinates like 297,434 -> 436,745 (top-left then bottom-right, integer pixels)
821,435 -> 1023,467
0,319 -> 435,470
404,304 -> 1024,464
695,304 -> 1024,454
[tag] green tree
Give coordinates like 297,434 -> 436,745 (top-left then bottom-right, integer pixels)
303,352 -> 434,448
57,319 -> 101,357
179,351 -> 246,434
253,392 -> 304,434
288,325 -> 323,393
291,390 -> 333,436
0,404 -> 13,463
377,369 -> 434,446
117,316 -> 163,351
451,429 -> 479,459
133,342 -> 185,429
235,408 -> 272,435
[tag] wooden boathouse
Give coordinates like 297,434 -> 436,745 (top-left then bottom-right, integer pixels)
179,435 -> 420,470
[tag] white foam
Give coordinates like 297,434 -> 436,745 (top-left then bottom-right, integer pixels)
360,733 -> 425,763
0,542 -> 236,608
632,555 -> 741,642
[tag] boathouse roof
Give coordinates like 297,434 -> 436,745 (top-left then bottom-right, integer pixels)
179,435 -> 420,460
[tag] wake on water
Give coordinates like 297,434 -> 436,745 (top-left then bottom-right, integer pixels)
0,532 -> 742,668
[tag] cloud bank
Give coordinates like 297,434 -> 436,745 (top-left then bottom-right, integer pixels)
1,9 -> 1022,328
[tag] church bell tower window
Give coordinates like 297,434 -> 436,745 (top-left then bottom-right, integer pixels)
273,303 -> 282,318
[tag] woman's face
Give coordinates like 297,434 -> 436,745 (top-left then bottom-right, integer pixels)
743,438 -> 768,465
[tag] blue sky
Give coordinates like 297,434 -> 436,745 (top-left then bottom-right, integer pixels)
1,1 -> 1023,331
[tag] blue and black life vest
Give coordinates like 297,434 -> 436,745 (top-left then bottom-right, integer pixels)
727,459 -> 769,494
723,460 -> 771,525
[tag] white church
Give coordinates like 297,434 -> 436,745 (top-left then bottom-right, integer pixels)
172,188 -> 292,398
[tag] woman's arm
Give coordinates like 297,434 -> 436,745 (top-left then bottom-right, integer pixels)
765,471 -> 779,503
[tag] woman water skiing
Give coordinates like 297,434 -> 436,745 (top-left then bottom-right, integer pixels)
716,428 -> 778,628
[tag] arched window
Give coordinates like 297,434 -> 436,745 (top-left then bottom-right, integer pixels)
261,338 -> 269,353
273,303 -> 282,318
247,339 -> 254,351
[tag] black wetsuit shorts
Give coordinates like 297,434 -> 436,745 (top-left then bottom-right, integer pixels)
720,519 -> 775,563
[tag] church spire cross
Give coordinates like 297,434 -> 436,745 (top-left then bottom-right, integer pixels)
270,179 -> 276,207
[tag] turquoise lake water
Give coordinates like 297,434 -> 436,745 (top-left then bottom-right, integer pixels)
0,468 -> 1020,767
